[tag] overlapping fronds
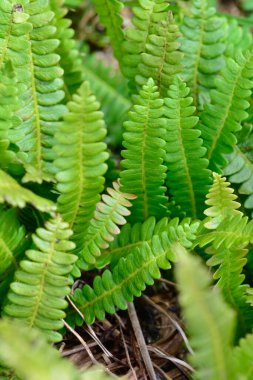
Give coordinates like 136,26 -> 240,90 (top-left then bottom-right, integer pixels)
164,77 -> 211,218
54,81 -> 108,254
122,0 -> 169,88
204,173 -> 241,229
0,62 -> 23,168
83,55 -> 131,146
120,78 -> 168,222
96,216 -> 200,269
180,0 -> 227,107
77,181 -> 136,270
136,12 -> 183,97
0,209 -> 25,277
92,0 -> 124,63
49,0 -> 84,98
7,1 -> 67,183
223,143 -> 253,217
0,169 -> 56,212
4,215 -> 76,342
175,245 -> 235,380
72,222 -> 198,325
199,50 -> 253,171
0,319 -> 85,380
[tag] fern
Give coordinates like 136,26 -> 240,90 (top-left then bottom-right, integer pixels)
233,333 -> 253,378
164,77 -> 211,218
204,173 -> 241,229
4,215 -> 76,342
54,81 -> 108,255
136,11 -> 183,97
122,0 -> 169,89
120,78 -> 168,222
180,0 -> 227,107
77,181 -> 136,270
175,245 -> 235,380
199,50 -> 253,171
72,221 -> 198,325
92,0 -> 124,63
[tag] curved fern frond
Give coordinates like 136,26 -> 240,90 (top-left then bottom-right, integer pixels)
49,0 -> 84,99
54,81 -> 108,253
233,333 -> 253,379
204,173 -> 241,229
77,181 -> 136,270
199,50 -> 253,171
180,0 -> 227,107
10,1 -> 67,183
0,169 -> 56,212
122,0 -> 169,89
175,245 -> 235,380
95,216 -> 200,269
164,77 -> 211,218
223,144 -> 253,217
120,78 -> 168,222
92,0 -> 124,63
0,209 -> 25,278
136,11 -> 183,97
72,222 -> 198,325
83,55 -> 131,146
4,215 -> 76,342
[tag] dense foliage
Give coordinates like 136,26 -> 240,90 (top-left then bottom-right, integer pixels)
1,0 -> 253,379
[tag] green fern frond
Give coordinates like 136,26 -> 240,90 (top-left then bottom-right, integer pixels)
225,20 -> 252,58
180,0 -> 227,107
233,333 -> 253,378
72,222 -> 198,325
199,50 -> 253,171
54,81 -> 108,253
175,245 -> 235,380
92,0 -> 124,63
204,173 -> 241,229
136,11 -> 183,97
223,144 -> 253,217
120,78 -> 168,222
83,55 -> 131,146
164,77 -> 211,218
0,169 -> 56,212
122,0 -> 169,89
4,215 -> 76,342
9,1 -> 67,183
95,216 -> 200,269
0,209 -> 25,278
77,181 -> 136,270
49,0 -> 84,99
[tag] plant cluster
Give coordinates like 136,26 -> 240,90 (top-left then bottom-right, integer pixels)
1,0 -> 253,379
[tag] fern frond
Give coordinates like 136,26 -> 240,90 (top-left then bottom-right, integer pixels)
204,173 -> 241,229
4,215 -> 76,342
164,77 -> 211,218
96,216 -> 200,269
120,78 -> 168,222
0,319 -> 85,380
225,19 -> 252,58
0,169 -> 56,212
122,0 -> 169,89
10,2 -> 67,183
136,11 -> 183,97
93,0 -> 124,63
77,181 -> 136,270
233,333 -> 253,378
199,50 -> 253,171
175,245 -> 235,380
83,55 -> 131,146
72,222 -> 198,325
0,209 -> 25,277
180,0 -> 227,107
49,0 -> 84,98
54,81 -> 108,254
223,144 -> 253,217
